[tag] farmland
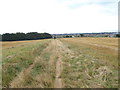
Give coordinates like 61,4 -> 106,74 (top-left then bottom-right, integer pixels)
2,37 -> 118,88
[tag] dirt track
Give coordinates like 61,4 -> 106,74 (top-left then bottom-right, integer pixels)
10,39 -> 73,88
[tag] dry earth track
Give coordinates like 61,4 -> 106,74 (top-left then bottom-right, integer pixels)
10,39 -> 73,88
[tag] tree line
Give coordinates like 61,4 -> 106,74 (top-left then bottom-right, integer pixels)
1,32 -> 52,41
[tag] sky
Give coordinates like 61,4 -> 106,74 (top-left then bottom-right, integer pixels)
0,0 -> 119,34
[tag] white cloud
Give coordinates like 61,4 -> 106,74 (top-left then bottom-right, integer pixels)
0,0 -> 118,34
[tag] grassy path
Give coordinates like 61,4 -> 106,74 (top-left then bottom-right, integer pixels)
54,40 -> 63,88
8,39 -> 72,88
54,39 -> 75,88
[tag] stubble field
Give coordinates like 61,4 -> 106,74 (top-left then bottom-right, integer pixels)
2,37 -> 118,88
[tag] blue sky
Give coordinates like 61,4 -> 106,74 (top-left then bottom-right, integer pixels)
0,0 -> 118,34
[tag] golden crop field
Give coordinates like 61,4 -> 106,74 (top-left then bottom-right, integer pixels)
2,37 -> 118,88
2,39 -> 45,49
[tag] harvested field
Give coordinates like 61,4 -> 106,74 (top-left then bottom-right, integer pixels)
2,38 -> 118,88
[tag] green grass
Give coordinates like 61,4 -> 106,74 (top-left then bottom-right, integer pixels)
2,39 -> 51,87
22,48 -> 56,88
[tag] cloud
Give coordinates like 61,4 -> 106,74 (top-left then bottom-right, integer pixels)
0,0 -> 118,34
59,0 -> 118,15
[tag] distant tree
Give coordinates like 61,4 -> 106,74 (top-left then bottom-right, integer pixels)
15,32 -> 26,40
116,34 -> 120,37
2,32 -> 52,41
104,35 -> 108,37
66,35 -> 69,38
80,34 -> 84,37
53,37 -> 56,39
64,35 -> 72,38
0,34 -> 2,41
